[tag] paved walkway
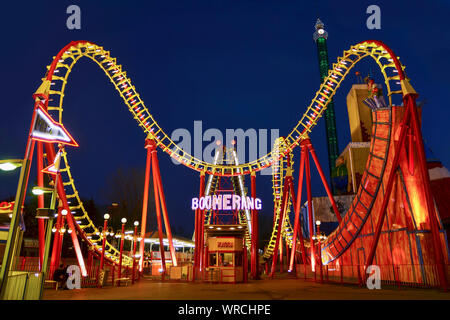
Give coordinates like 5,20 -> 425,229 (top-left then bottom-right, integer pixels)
43,277 -> 450,300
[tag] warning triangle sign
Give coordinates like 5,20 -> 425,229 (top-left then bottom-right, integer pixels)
31,106 -> 78,147
42,149 -> 62,175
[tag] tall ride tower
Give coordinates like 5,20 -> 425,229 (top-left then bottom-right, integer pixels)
313,19 -> 344,194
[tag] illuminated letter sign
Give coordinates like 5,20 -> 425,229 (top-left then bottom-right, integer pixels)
218,241 -> 234,249
191,195 -> 262,211
31,106 -> 78,147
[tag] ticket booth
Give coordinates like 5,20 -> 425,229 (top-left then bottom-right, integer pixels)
205,225 -> 247,283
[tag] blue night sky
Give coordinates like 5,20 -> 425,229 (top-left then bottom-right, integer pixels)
1,0 -> 449,234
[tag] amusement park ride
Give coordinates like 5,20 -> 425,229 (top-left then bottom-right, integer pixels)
0,21 -> 449,298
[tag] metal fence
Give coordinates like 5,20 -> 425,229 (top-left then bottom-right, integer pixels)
286,262 -> 447,288
2,271 -> 43,300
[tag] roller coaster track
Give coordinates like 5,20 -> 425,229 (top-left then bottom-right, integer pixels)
36,39 -> 409,266
203,148 -> 252,247
263,138 -> 295,259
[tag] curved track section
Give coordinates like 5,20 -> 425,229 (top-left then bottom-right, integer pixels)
43,40 -> 405,177
264,41 -> 408,261
38,39 -> 407,267
321,110 -> 392,264
263,138 -> 295,259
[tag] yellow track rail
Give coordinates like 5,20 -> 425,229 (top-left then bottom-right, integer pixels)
263,138 -> 295,259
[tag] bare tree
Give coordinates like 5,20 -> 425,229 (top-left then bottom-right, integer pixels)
102,167 -> 157,232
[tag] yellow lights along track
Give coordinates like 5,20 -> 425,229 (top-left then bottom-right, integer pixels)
263,137 -> 295,259
38,39 -> 409,262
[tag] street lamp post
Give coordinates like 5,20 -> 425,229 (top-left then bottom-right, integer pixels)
0,159 -> 23,172
132,221 -> 139,284
98,213 -> 110,287
118,218 -> 126,286
34,172 -> 60,299
315,220 -> 323,284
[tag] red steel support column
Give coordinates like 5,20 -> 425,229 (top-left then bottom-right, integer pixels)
49,210 -> 62,278
316,223 -> 323,284
198,177 -> 206,276
307,140 -> 342,223
150,148 -> 167,281
152,147 -> 178,267
243,240 -> 248,283
193,172 -> 205,281
139,138 -> 152,273
36,142 -> 46,271
408,95 -> 448,291
99,217 -> 108,270
56,213 -> 66,265
289,147 -> 307,274
304,148 -> 316,276
250,172 -> 259,279
87,249 -> 93,276
279,236 -> 284,273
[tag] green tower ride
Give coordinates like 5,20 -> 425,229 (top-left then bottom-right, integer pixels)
313,18 -> 346,195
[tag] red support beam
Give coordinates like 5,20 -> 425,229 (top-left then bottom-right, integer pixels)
139,138 -> 153,273
304,145 -> 316,276
408,95 -> 448,291
307,140 -> 342,223
289,147 -> 307,275
150,147 -> 167,280
250,172 -> 259,279
36,142 -> 46,271
49,209 -> 62,278
193,172 -> 205,281
152,144 -> 178,267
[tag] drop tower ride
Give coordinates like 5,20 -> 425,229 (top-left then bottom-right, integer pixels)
313,18 -> 344,194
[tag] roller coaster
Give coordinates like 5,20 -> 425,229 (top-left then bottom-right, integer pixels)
4,38 -> 449,291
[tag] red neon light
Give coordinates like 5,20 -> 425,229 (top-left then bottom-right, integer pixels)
0,201 -> 14,213
41,150 -> 62,175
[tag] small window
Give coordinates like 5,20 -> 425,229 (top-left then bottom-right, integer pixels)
209,253 -> 217,266
219,253 -> 233,267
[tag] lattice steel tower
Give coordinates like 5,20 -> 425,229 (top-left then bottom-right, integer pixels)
313,18 -> 341,194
